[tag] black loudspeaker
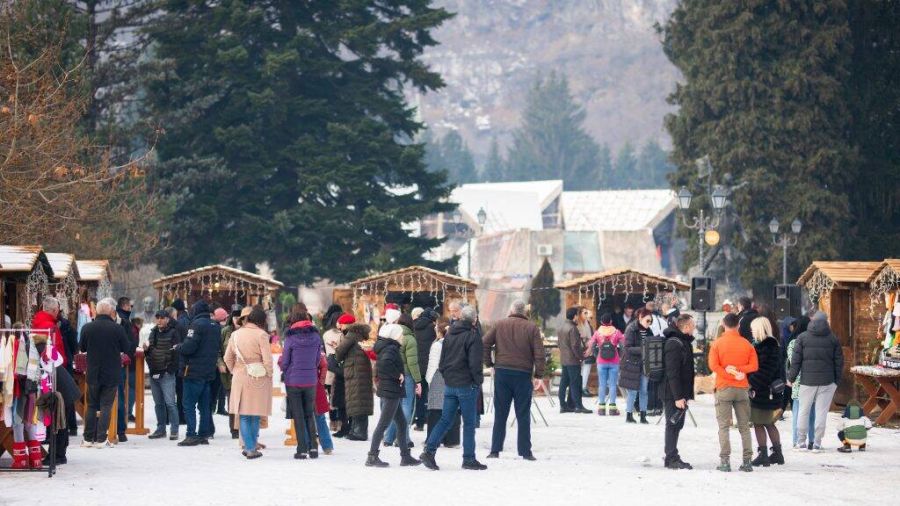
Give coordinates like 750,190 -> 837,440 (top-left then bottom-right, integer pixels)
690,277 -> 715,311
774,284 -> 802,320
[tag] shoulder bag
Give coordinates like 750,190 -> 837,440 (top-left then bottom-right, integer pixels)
233,333 -> 267,379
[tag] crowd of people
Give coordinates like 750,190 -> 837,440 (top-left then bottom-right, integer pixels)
13,289 -> 861,473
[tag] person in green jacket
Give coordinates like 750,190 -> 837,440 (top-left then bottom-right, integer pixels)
383,314 -> 421,447
218,308 -> 242,439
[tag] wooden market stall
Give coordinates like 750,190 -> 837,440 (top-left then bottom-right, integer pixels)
75,259 -> 113,301
797,261 -> 883,406
45,252 -> 80,319
0,245 -> 54,324
555,267 -> 690,315
342,266 -> 478,328
152,264 -> 283,311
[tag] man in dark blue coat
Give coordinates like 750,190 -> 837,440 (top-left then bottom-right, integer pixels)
177,300 -> 221,446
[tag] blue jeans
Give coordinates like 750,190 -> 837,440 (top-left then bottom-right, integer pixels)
384,373 -> 415,445
491,368 -> 533,456
182,378 -> 212,438
313,414 -> 333,451
792,398 -> 815,447
240,415 -> 260,451
149,372 -> 179,435
625,375 -> 649,414
117,368 -> 136,434
426,384 -> 479,461
597,364 -> 619,406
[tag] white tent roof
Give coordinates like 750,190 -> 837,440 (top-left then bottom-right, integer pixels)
449,180 -> 563,234
561,190 -> 677,232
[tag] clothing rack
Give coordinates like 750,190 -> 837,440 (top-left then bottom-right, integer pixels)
0,328 -> 59,478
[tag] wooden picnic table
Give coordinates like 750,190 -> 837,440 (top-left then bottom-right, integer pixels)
851,365 -> 900,425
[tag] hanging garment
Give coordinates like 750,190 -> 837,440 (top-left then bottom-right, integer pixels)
77,303 -> 92,342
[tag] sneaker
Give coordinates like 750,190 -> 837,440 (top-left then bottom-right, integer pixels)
522,454 -> 536,461
462,459 -> 487,471
811,445 -> 822,454
81,440 -> 94,448
716,459 -> 731,472
419,451 -> 439,470
793,443 -> 808,452
178,436 -> 202,447
597,408 -> 607,416
486,452 -> 499,459
608,406 -> 620,416
245,450 -> 263,459
294,452 -> 307,460
94,439 -> 114,449
739,461 -> 753,472
148,430 -> 167,440
169,434 -> 179,441
323,448 -> 333,455
837,445 -> 852,453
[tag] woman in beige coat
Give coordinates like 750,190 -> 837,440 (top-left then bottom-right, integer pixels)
225,306 -> 273,459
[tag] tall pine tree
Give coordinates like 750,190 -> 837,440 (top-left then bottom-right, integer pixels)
144,0 -> 455,284
506,71 -> 601,190
424,130 -> 477,185
482,136 -> 506,182
660,1 -> 855,294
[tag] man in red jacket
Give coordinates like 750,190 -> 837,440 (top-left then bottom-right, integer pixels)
31,296 -> 66,367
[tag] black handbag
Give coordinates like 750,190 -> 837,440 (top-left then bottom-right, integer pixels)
769,378 -> 786,396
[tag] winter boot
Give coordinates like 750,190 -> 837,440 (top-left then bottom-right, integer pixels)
400,453 -> 422,467
11,442 -> 29,469
365,451 -> 389,468
27,440 -> 43,469
716,458 -> 731,472
769,445 -> 785,465
420,451 -> 439,470
597,406 -> 607,416
859,444 -> 866,452
837,443 -> 852,453
739,458 -> 753,472
625,413 -> 636,424
639,411 -> 649,424
608,404 -> 620,416
751,447 -> 770,467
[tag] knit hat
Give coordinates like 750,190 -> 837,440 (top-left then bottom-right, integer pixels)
411,307 -> 424,320
213,308 -> 229,323
172,299 -> 186,312
380,323 -> 404,342
337,313 -> 356,325
384,303 -> 401,324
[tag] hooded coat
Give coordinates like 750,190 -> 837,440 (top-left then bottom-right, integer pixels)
224,322 -> 273,417
334,324 -> 374,417
413,310 -> 438,380
788,315 -> 844,387
179,300 -> 222,381
278,321 -> 323,387
661,327 -> 695,401
374,337 -> 405,399
748,336 -> 784,410
620,320 -> 651,391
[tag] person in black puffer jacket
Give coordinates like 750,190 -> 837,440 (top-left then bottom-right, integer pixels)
748,317 -> 785,467
177,300 -> 222,445
787,312 -> 843,451
660,315 -> 696,470
366,326 -> 421,468
620,309 -> 654,424
412,308 -> 438,430
145,310 -> 182,440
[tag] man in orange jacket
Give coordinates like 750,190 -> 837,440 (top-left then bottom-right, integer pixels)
708,313 -> 759,472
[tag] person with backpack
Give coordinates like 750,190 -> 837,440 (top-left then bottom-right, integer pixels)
748,317 -> 785,467
586,313 -> 624,416
557,306 -> 590,414
145,310 -> 181,440
661,314 -> 696,470
620,308 -> 654,424
708,313 -> 759,472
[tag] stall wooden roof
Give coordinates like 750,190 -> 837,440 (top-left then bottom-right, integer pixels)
0,245 -> 53,276
867,259 -> 900,283
46,253 -> 79,280
75,260 -> 111,282
556,267 -> 689,291
152,264 -> 283,290
797,261 -> 882,286
349,265 -> 477,289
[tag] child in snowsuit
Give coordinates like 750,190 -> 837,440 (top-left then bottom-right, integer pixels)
836,402 -> 872,453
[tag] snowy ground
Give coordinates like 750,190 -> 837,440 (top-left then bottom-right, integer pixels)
1,392 -> 898,506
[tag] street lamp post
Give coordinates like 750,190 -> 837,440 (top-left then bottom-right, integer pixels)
676,157 -> 729,339
452,207 -> 487,279
769,218 -> 802,284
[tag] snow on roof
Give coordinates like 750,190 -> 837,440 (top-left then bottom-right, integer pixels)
46,253 -> 78,280
450,180 -> 563,233
75,260 -> 111,282
561,190 -> 676,232
0,245 -> 48,273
